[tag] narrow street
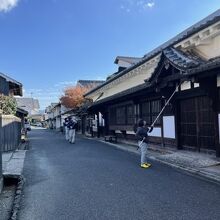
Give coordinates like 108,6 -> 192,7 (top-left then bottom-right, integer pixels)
18,129 -> 220,220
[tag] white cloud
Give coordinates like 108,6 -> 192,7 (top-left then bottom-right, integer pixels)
146,2 -> 155,8
0,0 -> 20,12
120,0 -> 155,12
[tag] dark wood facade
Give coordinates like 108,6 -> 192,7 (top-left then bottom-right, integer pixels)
0,76 -> 10,95
0,74 -> 22,96
88,47 -> 220,157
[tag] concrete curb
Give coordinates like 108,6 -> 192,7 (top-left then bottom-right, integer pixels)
10,176 -> 25,220
2,149 -> 27,220
84,136 -> 220,185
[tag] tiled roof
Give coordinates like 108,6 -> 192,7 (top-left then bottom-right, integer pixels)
0,72 -> 23,96
77,80 -> 105,87
16,107 -> 28,116
89,54 -> 220,108
163,47 -> 202,70
0,72 -> 22,86
143,9 -> 220,60
188,56 -> 220,74
85,9 -> 220,97
16,98 -> 40,115
114,56 -> 142,65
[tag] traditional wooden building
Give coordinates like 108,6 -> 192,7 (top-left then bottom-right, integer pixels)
0,72 -> 22,96
84,10 -> 220,157
0,72 -> 23,193
62,80 -> 105,135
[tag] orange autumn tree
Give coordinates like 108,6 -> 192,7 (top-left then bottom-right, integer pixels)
60,85 -> 91,109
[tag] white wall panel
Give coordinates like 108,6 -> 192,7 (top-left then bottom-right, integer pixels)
163,116 -> 175,139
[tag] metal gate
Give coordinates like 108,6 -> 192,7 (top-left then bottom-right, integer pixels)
180,96 -> 216,151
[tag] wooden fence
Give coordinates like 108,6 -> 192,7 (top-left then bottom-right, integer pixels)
0,115 -> 21,152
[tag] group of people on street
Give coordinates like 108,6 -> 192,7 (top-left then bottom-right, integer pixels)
63,117 -> 78,144
63,115 -> 152,168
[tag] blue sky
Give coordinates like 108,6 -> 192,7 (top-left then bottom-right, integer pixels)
0,0 -> 219,109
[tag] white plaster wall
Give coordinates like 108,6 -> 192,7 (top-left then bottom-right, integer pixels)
196,34 -> 220,59
56,117 -> 61,129
217,74 -> 220,87
219,114 -> 220,143
194,83 -> 200,88
90,66 -> 156,101
163,116 -> 175,139
180,81 -> 191,91
127,131 -> 135,135
99,112 -> 105,126
118,60 -> 132,68
149,127 -> 161,137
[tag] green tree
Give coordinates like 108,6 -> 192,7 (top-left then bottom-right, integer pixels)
0,94 -> 17,115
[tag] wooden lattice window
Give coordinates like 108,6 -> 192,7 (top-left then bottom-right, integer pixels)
141,100 -> 161,126
109,104 -> 135,125
127,105 -> 134,125
116,106 -> 126,125
141,102 -> 151,125
109,107 -> 116,125
151,100 -> 161,125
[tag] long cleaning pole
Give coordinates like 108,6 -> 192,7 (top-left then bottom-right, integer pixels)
151,84 -> 180,127
138,82 -> 181,148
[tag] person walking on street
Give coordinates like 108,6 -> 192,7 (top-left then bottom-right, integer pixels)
135,119 -> 153,169
64,118 -> 69,141
68,117 -> 77,144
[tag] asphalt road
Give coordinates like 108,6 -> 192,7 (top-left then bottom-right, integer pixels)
18,129 -> 220,220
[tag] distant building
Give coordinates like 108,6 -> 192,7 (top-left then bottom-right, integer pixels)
16,97 -> 40,116
45,103 -> 60,129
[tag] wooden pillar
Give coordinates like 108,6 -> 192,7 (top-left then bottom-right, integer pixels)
103,111 -> 109,136
81,114 -> 86,135
174,99 -> 182,149
217,76 -> 220,157
97,112 -> 100,138
160,98 -> 165,147
213,87 -> 220,157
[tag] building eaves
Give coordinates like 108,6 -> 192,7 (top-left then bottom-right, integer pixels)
84,58 -> 147,97
89,83 -> 150,108
114,56 -> 142,64
188,56 -> 220,74
89,56 -> 220,108
85,9 -> 220,97
50,103 -> 61,110
78,80 -> 105,85
142,9 -> 220,59
163,47 -> 202,70
0,72 -> 22,86
16,107 -> 28,116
